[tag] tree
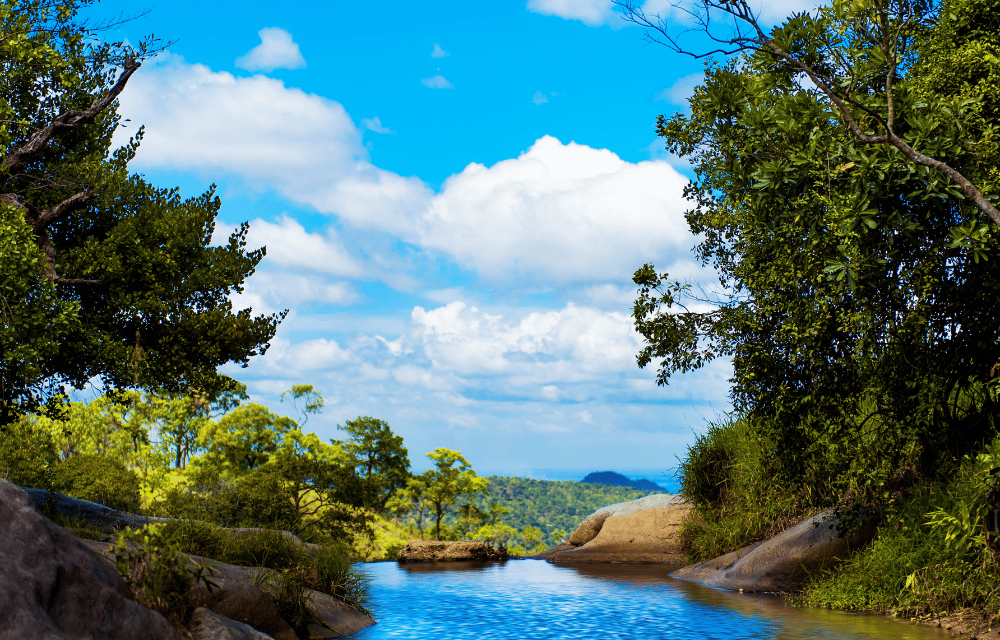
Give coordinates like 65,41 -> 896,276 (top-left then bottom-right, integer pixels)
0,0 -> 283,423
280,384 -> 324,427
627,0 -> 1000,498
333,416 -> 411,512
420,448 -> 489,541
196,403 -> 296,474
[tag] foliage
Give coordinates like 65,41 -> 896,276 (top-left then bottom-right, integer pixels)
334,416 -> 411,513
51,453 -> 141,512
0,416 -> 58,488
632,0 -> 1000,506
351,513 -> 415,562
112,524 -> 218,629
280,384 -> 324,427
804,434 -> 1000,622
0,0 -> 283,423
457,476 -> 661,549
676,414 -> 806,561
420,448 -> 489,541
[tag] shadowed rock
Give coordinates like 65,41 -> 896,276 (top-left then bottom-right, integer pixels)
0,480 -> 182,640
189,607 -> 272,640
671,510 -> 869,593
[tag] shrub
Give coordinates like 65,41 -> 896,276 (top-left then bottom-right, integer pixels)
112,525 -> 218,630
0,418 -> 58,489
52,454 -> 141,512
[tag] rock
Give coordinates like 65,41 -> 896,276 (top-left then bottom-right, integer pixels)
0,479 -> 182,640
82,539 -> 300,640
306,590 -> 375,637
20,485 -> 169,531
670,510 -> 869,593
188,607 -> 273,640
530,494 -> 691,565
396,540 -> 508,562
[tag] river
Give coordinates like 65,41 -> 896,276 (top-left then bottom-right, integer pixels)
352,560 -> 955,639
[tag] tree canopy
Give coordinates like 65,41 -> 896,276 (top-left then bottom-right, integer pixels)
629,0 -> 1000,499
0,0 -> 283,423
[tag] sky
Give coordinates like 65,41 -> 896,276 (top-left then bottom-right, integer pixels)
85,0 -> 811,479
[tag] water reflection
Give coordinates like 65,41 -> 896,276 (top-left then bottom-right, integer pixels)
354,559 -> 952,640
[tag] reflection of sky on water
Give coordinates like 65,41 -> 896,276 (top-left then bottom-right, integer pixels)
353,561 -> 952,640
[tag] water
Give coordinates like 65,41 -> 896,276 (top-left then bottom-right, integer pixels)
353,560 -> 953,640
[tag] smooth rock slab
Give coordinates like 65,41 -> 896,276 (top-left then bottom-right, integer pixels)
531,494 -> 691,565
0,480 -> 182,640
671,510 -> 866,593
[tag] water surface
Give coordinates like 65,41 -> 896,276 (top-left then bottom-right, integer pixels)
353,560 -> 952,640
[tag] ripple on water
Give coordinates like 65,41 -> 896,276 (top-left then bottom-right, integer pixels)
352,560 -> 955,640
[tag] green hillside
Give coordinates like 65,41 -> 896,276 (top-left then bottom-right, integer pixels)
455,476 -> 665,548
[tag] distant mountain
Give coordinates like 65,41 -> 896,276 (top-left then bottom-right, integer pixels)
581,471 -> 664,492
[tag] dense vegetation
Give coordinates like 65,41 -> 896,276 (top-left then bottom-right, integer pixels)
629,0 -> 1000,624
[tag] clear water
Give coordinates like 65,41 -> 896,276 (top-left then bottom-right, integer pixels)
353,560 -> 953,640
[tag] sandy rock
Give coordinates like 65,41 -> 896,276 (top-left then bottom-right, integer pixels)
188,607 -> 274,640
396,540 -> 508,562
532,494 -> 691,565
671,510 -> 868,593
0,479 -> 182,640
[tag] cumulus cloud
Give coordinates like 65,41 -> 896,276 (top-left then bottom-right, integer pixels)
361,116 -> 395,134
412,136 -> 692,284
117,57 -> 695,289
431,43 -> 451,58
532,91 -> 549,105
420,75 -> 454,89
235,27 -> 306,72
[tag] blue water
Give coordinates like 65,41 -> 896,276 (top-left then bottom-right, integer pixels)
353,560 -> 953,640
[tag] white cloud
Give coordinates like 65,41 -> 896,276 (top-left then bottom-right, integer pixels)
655,72 -> 702,106
528,0 -> 819,29
527,0 -> 617,26
235,27 -> 306,72
431,43 -> 451,58
117,58 -> 695,290
361,116 -> 395,134
413,136 -> 692,284
420,75 -> 454,89
532,91 -> 549,105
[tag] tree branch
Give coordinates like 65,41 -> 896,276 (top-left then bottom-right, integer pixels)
616,0 -> 1000,227
1,60 -> 141,174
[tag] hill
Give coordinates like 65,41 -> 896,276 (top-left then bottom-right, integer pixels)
581,471 -> 664,492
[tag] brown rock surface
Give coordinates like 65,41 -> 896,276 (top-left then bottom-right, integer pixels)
396,540 -> 508,562
671,510 -> 866,593
531,494 -> 691,565
188,607 -> 273,640
0,479 -> 182,640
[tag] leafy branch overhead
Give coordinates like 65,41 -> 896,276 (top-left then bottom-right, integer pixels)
616,0 -> 1000,227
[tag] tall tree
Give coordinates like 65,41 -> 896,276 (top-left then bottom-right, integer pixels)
420,448 -> 489,541
333,416 -> 411,512
0,0 -> 283,423
627,0 -> 1000,497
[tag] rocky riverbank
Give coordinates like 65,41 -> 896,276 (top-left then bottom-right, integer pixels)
0,480 -> 374,639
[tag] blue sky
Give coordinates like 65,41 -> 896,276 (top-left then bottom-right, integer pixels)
87,0 -> 809,478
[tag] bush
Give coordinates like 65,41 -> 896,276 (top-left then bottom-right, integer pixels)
52,454 -> 141,512
678,414 -> 805,561
0,418 -> 58,489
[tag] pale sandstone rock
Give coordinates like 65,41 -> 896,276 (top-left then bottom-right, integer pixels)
532,494 -> 691,565
0,480 -> 182,640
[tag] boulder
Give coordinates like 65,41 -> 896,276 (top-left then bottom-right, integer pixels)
0,479 -> 182,640
671,510 -> 868,593
306,590 -> 376,637
188,607 -> 272,640
396,540 -> 508,562
531,494 -> 691,565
